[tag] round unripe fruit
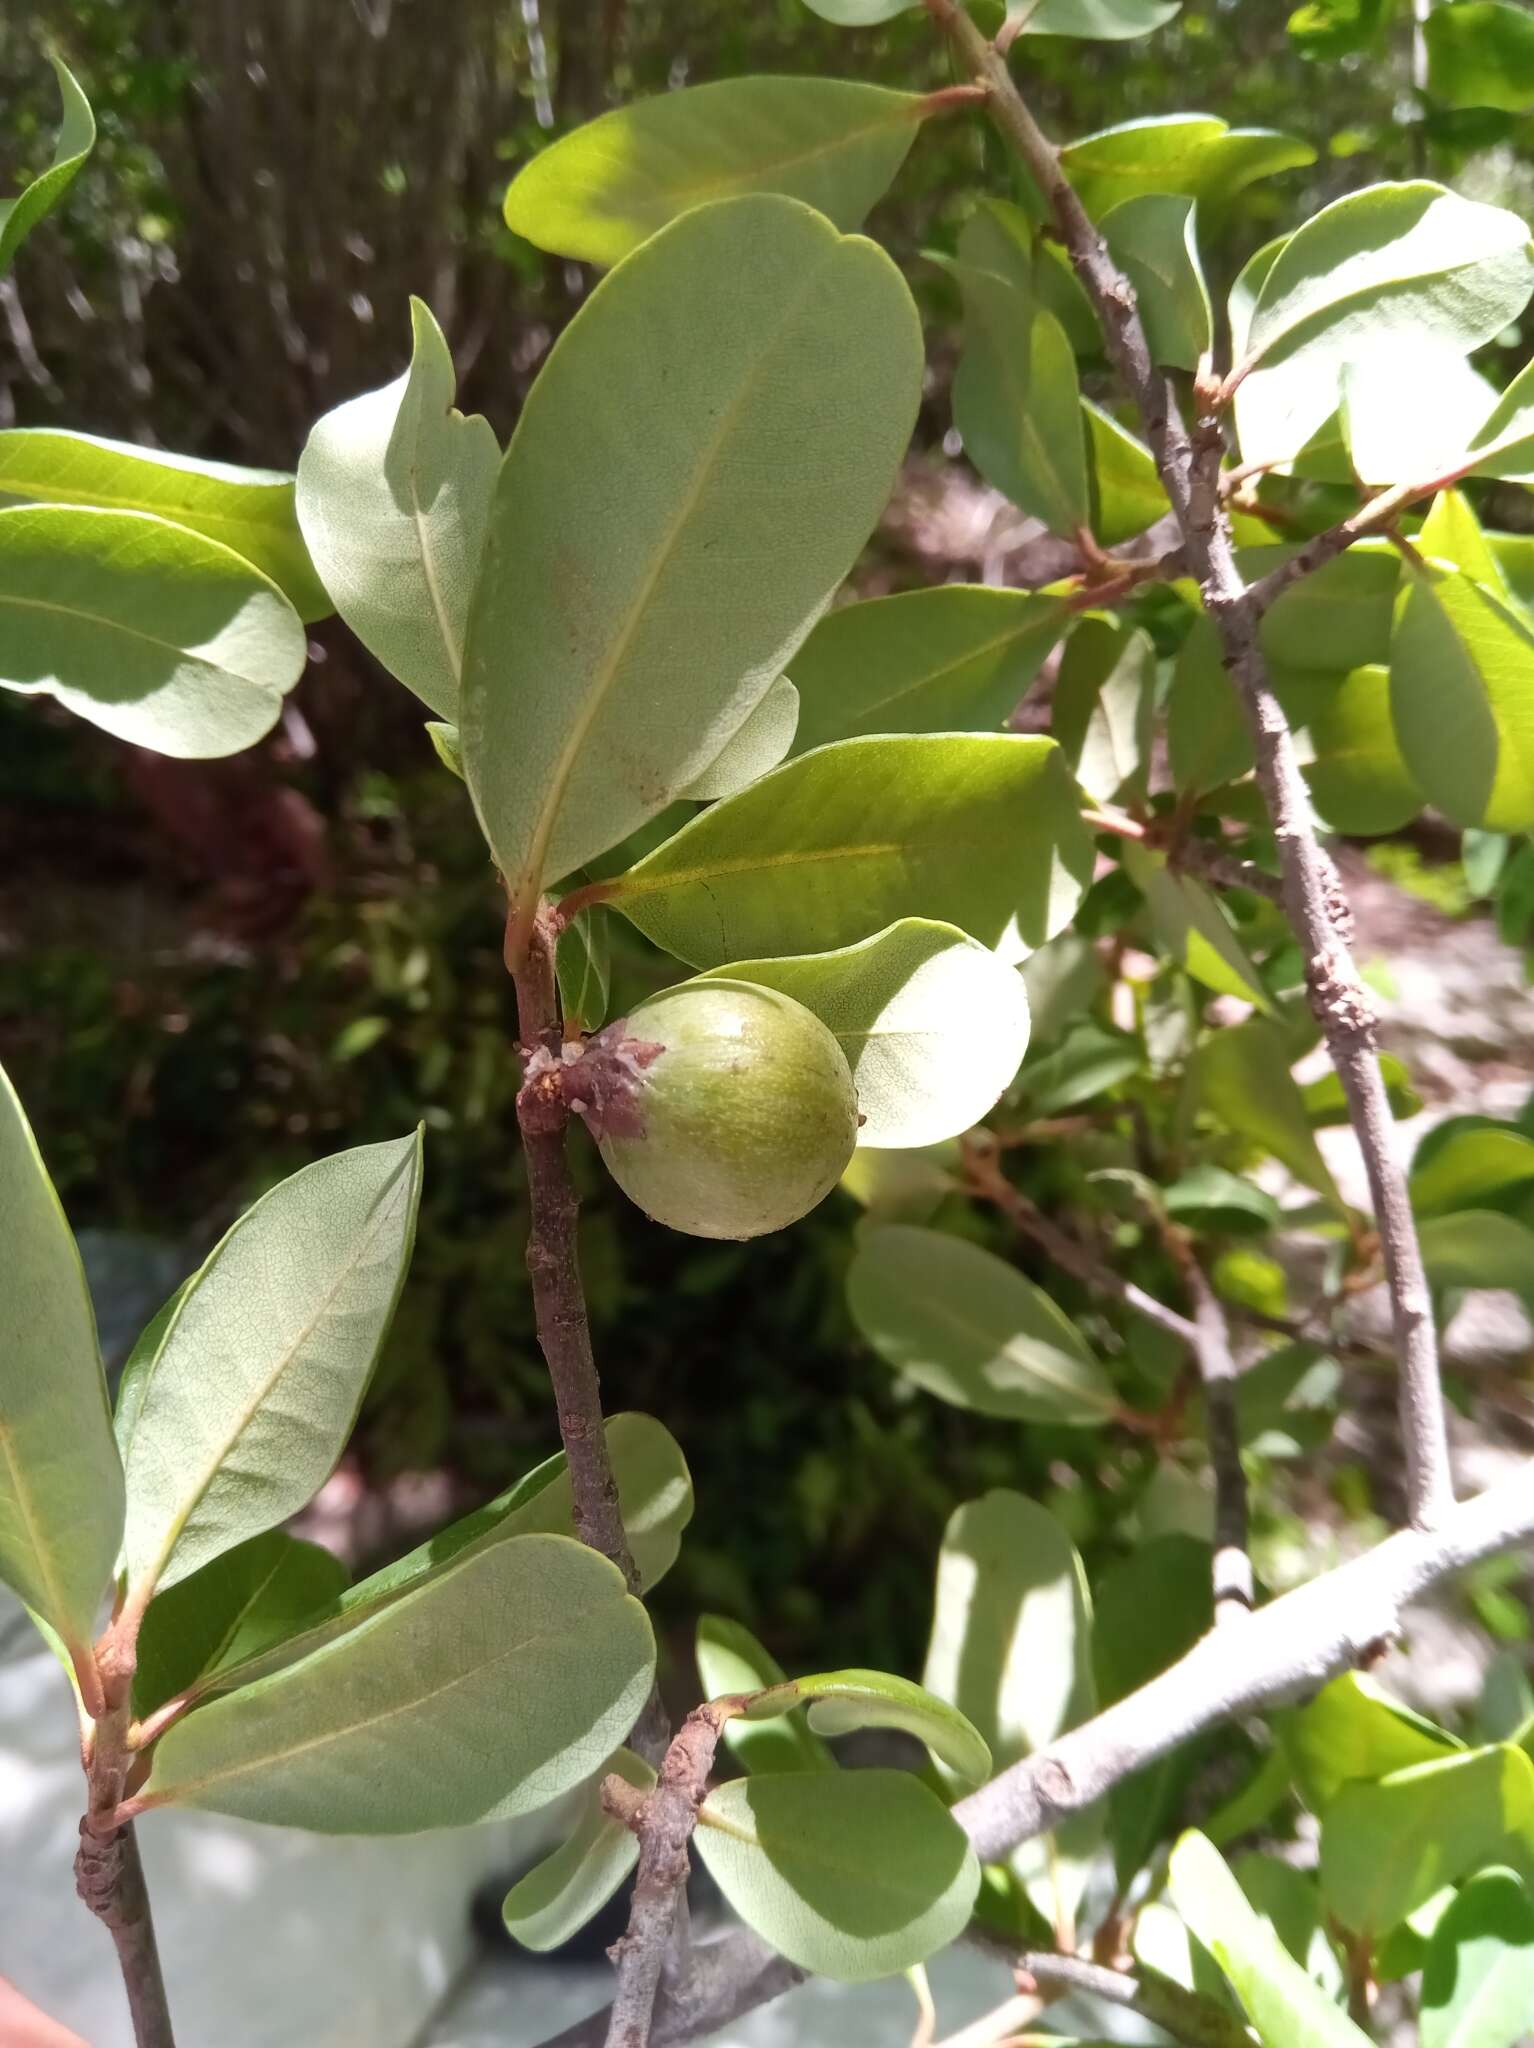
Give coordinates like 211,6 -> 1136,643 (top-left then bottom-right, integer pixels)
597,979 -> 858,1241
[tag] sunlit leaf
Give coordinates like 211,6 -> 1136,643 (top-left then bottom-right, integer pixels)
1169,1831 -> 1375,2048
703,919 -> 1030,1148
140,1534 -> 655,1832
120,1133 -> 423,1596
1282,1672 -> 1462,1815
1061,116 -> 1314,220
789,585 -> 1063,755
0,55 -> 94,275
502,1750 -> 654,1951
848,1224 -> 1118,1424
0,1059 -> 122,1658
296,299 -> 497,720
504,77 -> 928,265
0,504 -> 307,757
1102,194 -> 1211,370
604,733 -> 1095,968
681,675 -> 800,800
693,1771 -> 980,1981
1320,1745 -> 1534,1935
461,196 -> 921,947
1425,1 -> 1534,112
1052,618 -> 1155,806
1198,1018 -> 1343,1205
1420,1865 -> 1534,2048
0,429 -> 330,620
1084,401 -> 1171,545
1123,842 -> 1276,1011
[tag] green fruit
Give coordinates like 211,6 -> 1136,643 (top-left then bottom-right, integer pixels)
596,979 -> 859,1241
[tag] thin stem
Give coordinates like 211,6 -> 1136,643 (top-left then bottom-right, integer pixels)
1016,1953 -> 1251,2048
1162,1230 -> 1252,1622
508,905 -> 638,1585
1243,461 -> 1476,620
963,1134 -> 1200,1351
76,1814 -> 175,2047
604,1706 -> 731,2048
932,0 -> 1454,1530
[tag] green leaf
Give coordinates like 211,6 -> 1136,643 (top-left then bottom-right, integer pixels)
693,1770 -> 980,1981
1410,1124 -> 1534,1218
0,430 -> 330,620
839,1142 -> 959,1223
1198,1019 -> 1343,1206
1469,356 -> 1534,482
1321,1745 -> 1534,1936
604,733 -> 1095,969
0,55 -> 94,276
1426,1 -> 1534,112
1421,1865 -> 1534,2048
296,299 -> 497,721
425,719 -> 464,779
923,1491 -> 1099,1923
1094,1536 -> 1213,1888
848,1224 -> 1118,1424
1390,562 -> 1534,831
788,585 -> 1063,756
1053,619 -> 1155,807
1287,665 -> 1424,836
463,197 -> 921,943
952,254 -> 1090,536
1255,539 -> 1400,673
133,1531 -> 349,1717
1303,1050 -> 1419,1126
1017,0 -> 1180,34
504,77 -> 927,266
1420,488 -> 1515,599
1101,195 -> 1211,371
1420,1209 -> 1534,1302
681,675 -> 799,800
1288,0 -> 1395,61
0,503 -> 307,758
0,1060 -> 122,1658
140,1533 -> 654,1832
697,1614 -> 834,1775
1235,182 -> 1534,464
1123,842 -> 1276,1011
503,1749 -> 654,1951
702,919 -> 1029,1149
1164,1165 -> 1280,1235
1341,344 -> 1497,488
555,902 -> 612,1033
120,1132 -> 423,1597
1168,619 -> 1250,797
1282,1672 -> 1462,1814
1016,1021 -> 1141,1112
1169,1830 -> 1376,2048
768,1670 -> 992,1785
1084,402 -> 1170,546
182,1413 -> 690,1699
1232,1853 -> 1346,2001
1061,117 -> 1314,221
1229,236 -> 1288,368
925,1489 -> 1093,1765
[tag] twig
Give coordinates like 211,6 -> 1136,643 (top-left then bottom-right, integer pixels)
602,1705 -> 733,2048
955,1465 -> 1534,1863
929,0 -> 1455,1531
1162,1231 -> 1252,1621
75,1644 -> 177,2048
1084,804 -> 1285,906
962,1135 -> 1201,1351
1015,1953 -> 1251,2048
1243,461 -> 1476,620
74,1823 -> 174,2048
535,1466 -> 1534,2048
507,904 -> 637,1585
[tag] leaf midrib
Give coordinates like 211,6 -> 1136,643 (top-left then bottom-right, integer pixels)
622,97 -> 921,220
130,1165 -> 409,1593
508,252 -> 833,904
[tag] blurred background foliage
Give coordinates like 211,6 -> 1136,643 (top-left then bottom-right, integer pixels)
2,0 -> 1532,1691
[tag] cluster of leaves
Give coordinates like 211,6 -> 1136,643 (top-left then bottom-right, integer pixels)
6,4 -> 1534,2042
